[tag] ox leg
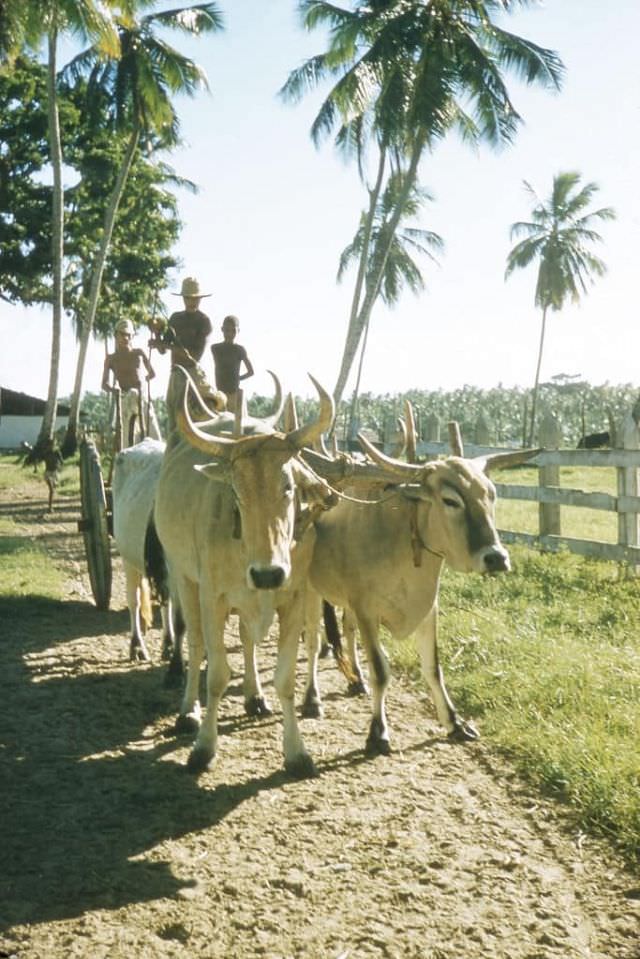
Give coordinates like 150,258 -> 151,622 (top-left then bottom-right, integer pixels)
187,597 -> 229,774
175,578 -> 204,735
277,599 -> 316,778
343,608 -> 369,696
415,606 -> 478,742
240,619 -> 272,718
301,591 -> 323,719
124,562 -> 150,663
164,601 -> 187,688
356,612 -> 391,756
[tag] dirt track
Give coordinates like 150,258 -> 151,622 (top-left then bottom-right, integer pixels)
1,472 -> 639,959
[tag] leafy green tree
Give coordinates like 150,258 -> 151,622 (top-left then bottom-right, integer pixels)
283,0 -> 564,407
61,1 -> 223,454
0,0 -> 120,452
506,172 -> 616,444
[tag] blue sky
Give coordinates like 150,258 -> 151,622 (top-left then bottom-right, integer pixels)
1,0 -> 638,403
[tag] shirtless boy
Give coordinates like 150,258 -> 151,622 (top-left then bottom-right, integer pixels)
102,319 -> 161,440
102,319 -> 155,393
211,315 -> 254,412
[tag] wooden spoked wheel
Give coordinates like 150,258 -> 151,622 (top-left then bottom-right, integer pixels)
78,439 -> 112,610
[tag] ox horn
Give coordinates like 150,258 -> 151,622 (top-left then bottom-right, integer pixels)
281,393 -> 299,432
176,368 -> 237,458
260,371 -> 285,429
476,447 -> 542,473
448,421 -> 464,456
357,431 -> 422,479
404,400 -> 417,463
287,375 -> 335,450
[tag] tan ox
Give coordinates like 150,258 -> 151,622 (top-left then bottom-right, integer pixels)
154,369 -> 334,777
304,435 -> 536,755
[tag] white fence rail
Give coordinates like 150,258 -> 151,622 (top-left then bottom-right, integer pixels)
385,410 -> 640,567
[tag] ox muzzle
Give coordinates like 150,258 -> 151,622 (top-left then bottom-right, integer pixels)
479,544 -> 510,574
248,564 -> 288,591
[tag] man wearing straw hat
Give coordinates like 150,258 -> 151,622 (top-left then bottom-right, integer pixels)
148,276 -> 226,429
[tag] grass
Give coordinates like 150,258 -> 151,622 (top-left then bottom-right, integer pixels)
387,544 -> 640,867
0,453 -> 72,603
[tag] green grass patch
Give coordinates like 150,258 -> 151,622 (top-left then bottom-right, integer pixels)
386,545 -> 640,865
0,451 -> 80,498
0,515 -> 65,601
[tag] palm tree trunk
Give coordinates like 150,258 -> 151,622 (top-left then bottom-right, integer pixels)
333,146 -> 387,408
38,26 -> 64,450
63,125 -> 140,456
528,305 -> 548,445
333,137 -> 424,409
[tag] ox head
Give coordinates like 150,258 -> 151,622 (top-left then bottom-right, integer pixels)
358,433 -> 539,575
176,369 -> 334,591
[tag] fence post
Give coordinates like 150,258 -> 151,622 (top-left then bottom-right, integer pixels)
423,412 -> 440,442
538,411 -> 562,537
474,412 -> 492,446
617,412 -> 640,572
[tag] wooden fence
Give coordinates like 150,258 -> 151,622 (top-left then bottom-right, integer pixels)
383,410 -> 640,568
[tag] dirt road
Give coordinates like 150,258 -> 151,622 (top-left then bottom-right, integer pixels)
1,472 -> 639,958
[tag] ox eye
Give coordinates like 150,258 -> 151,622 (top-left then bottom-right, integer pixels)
443,496 -> 462,509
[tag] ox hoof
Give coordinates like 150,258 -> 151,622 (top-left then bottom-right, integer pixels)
245,695 -> 273,719
347,679 -> 369,697
129,641 -> 151,663
448,720 -> 480,743
285,753 -> 318,779
175,713 -> 200,735
301,693 -> 323,719
365,735 -> 391,757
365,717 -> 391,756
186,747 -> 215,775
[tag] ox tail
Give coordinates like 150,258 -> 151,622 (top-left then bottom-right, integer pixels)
322,601 -> 358,684
139,578 -> 153,634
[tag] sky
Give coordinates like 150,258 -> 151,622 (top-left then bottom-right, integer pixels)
1,0 -> 639,405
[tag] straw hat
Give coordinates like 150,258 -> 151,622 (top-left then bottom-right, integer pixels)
173,276 -> 211,298
115,319 -> 135,335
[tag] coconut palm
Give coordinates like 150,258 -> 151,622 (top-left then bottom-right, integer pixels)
61,2 -> 223,455
282,0 -> 565,406
340,172 -> 443,437
0,0 -> 120,453
506,171 -> 616,444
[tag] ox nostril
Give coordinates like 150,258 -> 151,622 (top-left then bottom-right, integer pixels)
483,549 -> 510,574
249,566 -> 286,590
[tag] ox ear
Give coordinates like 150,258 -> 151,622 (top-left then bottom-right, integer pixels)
194,462 -> 231,483
475,448 -> 542,474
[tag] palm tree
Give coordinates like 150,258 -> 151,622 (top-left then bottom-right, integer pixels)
61,2 -> 223,455
339,172 -> 443,436
282,0 -> 564,406
506,172 -> 616,444
0,0 -> 120,453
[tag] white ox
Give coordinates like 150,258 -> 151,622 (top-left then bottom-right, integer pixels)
112,438 -> 183,663
303,435 -> 536,754
154,369 -> 335,777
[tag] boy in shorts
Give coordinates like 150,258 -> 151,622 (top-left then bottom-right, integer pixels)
210,315 -> 254,413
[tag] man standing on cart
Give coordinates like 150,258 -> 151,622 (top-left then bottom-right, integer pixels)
102,318 -> 161,441
148,276 -> 226,429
